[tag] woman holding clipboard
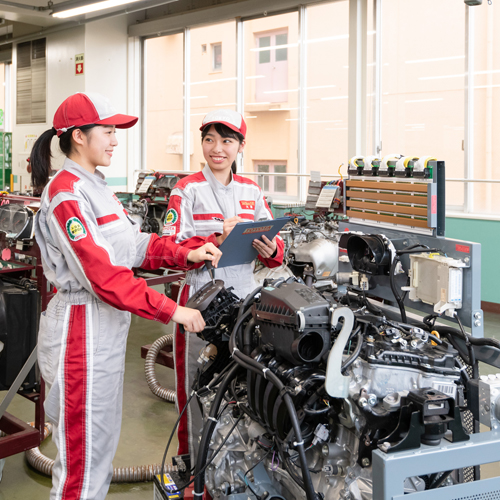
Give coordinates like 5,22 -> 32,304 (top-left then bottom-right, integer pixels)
162,109 -> 284,461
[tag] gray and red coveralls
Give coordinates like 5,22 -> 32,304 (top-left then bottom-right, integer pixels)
35,159 -> 205,500
162,164 -> 284,460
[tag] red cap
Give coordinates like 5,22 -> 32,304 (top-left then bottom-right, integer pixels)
200,109 -> 247,138
53,92 -> 138,137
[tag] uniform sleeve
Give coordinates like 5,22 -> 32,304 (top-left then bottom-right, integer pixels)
49,197 -> 178,324
254,190 -> 284,269
162,188 -> 219,263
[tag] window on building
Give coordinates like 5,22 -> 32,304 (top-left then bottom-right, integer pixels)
16,38 -> 46,124
212,42 -> 222,71
255,162 -> 287,194
254,29 -> 289,103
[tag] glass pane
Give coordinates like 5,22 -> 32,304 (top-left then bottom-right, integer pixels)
275,33 -> 288,62
259,36 -> 271,64
382,0 -> 465,210
473,6 -> 500,215
275,176 -> 287,192
274,164 -> 286,173
244,12 -> 299,199
145,33 -> 184,171
190,20 -> 237,171
306,1 -> 349,181
258,164 -> 270,172
212,43 -> 222,71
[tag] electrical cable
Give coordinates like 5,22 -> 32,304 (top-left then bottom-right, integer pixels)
228,312 -> 320,500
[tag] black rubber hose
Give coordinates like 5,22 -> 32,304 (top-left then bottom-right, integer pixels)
229,327 -> 319,499
243,317 -> 255,356
237,286 -> 262,319
193,362 -> 241,495
389,256 -> 407,323
341,331 -> 364,374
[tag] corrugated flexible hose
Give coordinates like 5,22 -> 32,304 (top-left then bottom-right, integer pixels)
19,423 -> 177,482
144,334 -> 176,403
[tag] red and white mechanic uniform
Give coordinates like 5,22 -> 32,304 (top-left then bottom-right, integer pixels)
35,158 -> 205,500
162,164 -> 284,460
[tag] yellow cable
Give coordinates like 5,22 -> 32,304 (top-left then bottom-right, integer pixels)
338,163 -> 344,181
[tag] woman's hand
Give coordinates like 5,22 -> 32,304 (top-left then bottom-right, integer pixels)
252,235 -> 277,259
187,243 -> 222,267
216,216 -> 244,245
172,306 -> 205,333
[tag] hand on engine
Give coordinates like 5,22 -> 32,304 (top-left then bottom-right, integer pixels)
187,243 -> 222,267
216,216 -> 244,245
172,306 -> 205,333
252,235 -> 277,259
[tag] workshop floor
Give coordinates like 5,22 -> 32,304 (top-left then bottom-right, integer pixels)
0,310 -> 499,499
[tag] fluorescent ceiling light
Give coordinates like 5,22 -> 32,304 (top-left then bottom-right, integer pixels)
246,102 -> 270,105
214,102 -> 236,106
52,0 -> 141,18
419,69 -> 500,81
245,116 -> 257,118
246,75 -> 265,80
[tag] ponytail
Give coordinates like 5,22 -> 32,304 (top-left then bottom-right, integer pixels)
30,128 -> 57,189
231,161 -> 237,174
30,124 -> 97,190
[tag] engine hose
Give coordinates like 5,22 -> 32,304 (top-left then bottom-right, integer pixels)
21,423 -> 177,482
193,363 -> 241,496
144,334 -> 176,402
237,286 -> 262,319
389,257 -> 407,323
228,312 -> 319,500
243,317 -> 255,356
341,331 -> 364,374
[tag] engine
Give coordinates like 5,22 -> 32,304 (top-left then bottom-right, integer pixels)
183,277 -> 488,500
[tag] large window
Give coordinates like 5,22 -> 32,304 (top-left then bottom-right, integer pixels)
472,4 -> 500,215
144,33 -> 184,171
306,1 -> 349,179
243,12 -> 299,200
254,161 -> 287,194
381,0 -> 465,209
190,21 -> 237,170
141,0 -> 500,216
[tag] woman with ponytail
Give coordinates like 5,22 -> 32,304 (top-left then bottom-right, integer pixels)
33,92 -> 221,500
161,109 -> 284,462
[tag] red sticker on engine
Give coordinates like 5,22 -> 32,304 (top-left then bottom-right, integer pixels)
456,244 -> 470,253
240,200 -> 255,210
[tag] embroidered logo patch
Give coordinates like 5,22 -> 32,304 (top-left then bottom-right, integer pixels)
240,200 -> 255,210
164,208 -> 178,225
66,217 -> 87,241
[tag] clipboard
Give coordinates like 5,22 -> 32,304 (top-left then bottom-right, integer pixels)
216,217 -> 290,268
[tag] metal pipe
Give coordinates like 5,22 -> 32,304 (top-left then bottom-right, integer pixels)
23,423 -> 178,481
144,334 -> 176,402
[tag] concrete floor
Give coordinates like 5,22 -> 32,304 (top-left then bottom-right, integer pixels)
0,309 -> 499,499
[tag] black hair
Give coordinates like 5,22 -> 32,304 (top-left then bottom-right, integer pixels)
201,122 -> 244,175
30,124 -> 97,189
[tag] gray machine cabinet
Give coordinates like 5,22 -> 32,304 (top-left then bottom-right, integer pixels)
338,221 -> 483,338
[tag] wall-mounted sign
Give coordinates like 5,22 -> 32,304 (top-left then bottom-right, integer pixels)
75,53 -> 84,75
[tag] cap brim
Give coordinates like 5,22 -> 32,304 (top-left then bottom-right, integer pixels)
96,114 -> 138,129
199,120 -> 242,135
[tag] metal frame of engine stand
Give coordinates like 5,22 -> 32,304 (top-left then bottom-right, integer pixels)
372,429 -> 500,500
